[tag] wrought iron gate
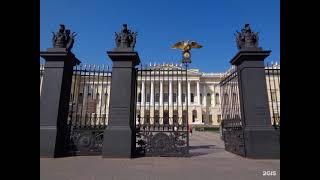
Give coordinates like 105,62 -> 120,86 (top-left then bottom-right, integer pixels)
219,66 -> 245,156
66,64 -> 112,155
135,63 -> 189,157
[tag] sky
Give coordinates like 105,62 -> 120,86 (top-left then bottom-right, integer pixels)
40,0 -> 279,73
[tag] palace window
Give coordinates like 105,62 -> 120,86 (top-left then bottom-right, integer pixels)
200,94 -> 203,104
215,93 -> 220,105
137,93 -> 141,102
146,93 -> 150,102
173,93 -> 177,103
192,110 -> 197,122
217,115 -> 222,123
182,93 -> 186,103
207,93 -> 211,105
164,93 -> 169,102
191,93 -> 194,103
155,93 -> 159,103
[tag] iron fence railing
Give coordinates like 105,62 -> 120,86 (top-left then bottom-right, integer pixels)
265,62 -> 280,129
219,66 -> 242,123
67,64 -> 112,155
135,63 -> 189,157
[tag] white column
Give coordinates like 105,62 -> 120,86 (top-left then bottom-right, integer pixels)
178,80 -> 182,125
150,81 -> 154,104
178,81 -> 182,105
160,80 -> 163,106
203,84 -> 207,106
197,81 -> 200,105
187,81 -> 191,105
141,81 -> 145,105
169,80 -> 172,106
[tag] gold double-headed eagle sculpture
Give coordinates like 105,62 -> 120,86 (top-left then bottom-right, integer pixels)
171,40 -> 203,63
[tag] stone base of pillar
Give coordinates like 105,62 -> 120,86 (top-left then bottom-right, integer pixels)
40,127 -> 57,157
102,126 -> 133,158
244,127 -> 280,159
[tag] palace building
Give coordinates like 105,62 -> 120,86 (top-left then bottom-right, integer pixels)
40,62 -> 280,127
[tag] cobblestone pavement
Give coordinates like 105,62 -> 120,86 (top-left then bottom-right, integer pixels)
41,131 -> 280,180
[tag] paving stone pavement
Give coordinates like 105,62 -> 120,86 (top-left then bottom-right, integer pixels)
40,131 -> 280,180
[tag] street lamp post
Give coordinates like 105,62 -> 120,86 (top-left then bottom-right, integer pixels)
171,40 -> 202,154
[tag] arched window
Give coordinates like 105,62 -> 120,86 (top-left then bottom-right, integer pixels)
224,93 -> 229,105
207,93 -> 211,105
192,110 -> 197,122
215,93 -> 220,105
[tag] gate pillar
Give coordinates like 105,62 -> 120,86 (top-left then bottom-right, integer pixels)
40,48 -> 81,157
230,50 -> 280,158
102,51 -> 140,158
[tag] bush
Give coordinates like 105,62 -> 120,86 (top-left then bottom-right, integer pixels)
193,126 -> 220,132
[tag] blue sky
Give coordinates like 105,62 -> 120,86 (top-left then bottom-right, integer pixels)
40,0 -> 279,73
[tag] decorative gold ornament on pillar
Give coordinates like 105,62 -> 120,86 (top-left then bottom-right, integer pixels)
171,40 -> 203,64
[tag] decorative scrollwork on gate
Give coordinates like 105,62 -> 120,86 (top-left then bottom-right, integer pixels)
69,129 -> 104,155
136,128 -> 188,156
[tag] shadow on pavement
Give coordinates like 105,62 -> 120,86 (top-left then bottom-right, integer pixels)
189,144 -> 225,157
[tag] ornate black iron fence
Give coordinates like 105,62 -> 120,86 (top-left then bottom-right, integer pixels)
135,63 -> 189,157
66,64 -> 112,155
265,62 -> 280,129
219,66 -> 245,156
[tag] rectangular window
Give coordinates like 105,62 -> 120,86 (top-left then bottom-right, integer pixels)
191,93 -> 194,103
155,93 -> 159,102
164,93 -> 169,102
146,94 -> 150,102
173,93 -> 177,103
182,94 -> 186,103
217,115 -> 222,123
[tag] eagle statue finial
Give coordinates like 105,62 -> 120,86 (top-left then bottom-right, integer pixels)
171,40 -> 203,64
